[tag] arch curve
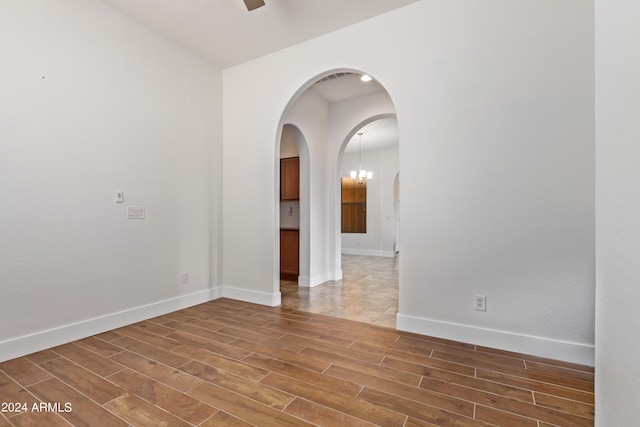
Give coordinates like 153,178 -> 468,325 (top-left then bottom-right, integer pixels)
336,113 -> 398,159
275,67 -> 401,298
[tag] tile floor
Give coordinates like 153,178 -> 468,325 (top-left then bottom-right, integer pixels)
280,254 -> 399,327
0,255 -> 594,426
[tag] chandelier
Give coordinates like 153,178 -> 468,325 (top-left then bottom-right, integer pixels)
350,132 -> 373,184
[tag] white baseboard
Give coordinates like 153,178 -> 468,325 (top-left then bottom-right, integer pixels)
298,273 -> 331,288
299,270 -> 342,286
396,313 -> 595,366
0,288 -> 222,363
341,249 -> 395,257
298,275 -> 311,286
222,286 -> 281,306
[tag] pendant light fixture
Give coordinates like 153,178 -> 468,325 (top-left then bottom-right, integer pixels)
350,132 -> 373,184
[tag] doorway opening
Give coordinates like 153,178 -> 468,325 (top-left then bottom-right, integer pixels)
276,69 -> 400,327
338,116 -> 399,259
278,124 -> 310,285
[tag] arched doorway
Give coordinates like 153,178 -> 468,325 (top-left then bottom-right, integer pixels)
335,115 -> 399,268
277,124 -> 310,285
276,69 -> 400,326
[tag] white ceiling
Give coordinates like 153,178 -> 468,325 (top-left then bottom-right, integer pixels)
98,0 -> 421,68
309,73 -> 385,104
97,0 -> 403,151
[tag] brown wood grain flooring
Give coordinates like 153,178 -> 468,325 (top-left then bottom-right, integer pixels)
0,298 -> 593,426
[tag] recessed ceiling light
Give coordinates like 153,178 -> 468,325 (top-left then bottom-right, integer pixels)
360,74 -> 373,82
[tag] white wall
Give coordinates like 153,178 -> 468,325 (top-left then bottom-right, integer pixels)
341,146 -> 399,257
0,0 -> 222,361
595,0 -> 640,424
222,0 -> 594,364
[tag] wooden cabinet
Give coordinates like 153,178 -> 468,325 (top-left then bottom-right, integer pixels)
280,157 -> 299,200
280,228 -> 299,281
280,157 -> 299,281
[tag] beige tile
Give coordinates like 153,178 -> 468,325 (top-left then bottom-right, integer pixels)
280,254 -> 399,327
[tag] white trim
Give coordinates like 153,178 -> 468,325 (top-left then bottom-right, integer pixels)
0,288 -> 222,363
298,273 -> 332,288
309,273 -> 330,287
222,286 -> 281,306
298,275 -> 311,286
341,248 -> 395,257
396,313 -> 595,366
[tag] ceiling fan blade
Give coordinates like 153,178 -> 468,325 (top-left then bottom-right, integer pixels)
243,0 -> 265,11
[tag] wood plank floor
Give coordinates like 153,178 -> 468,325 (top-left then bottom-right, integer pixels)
0,298 -> 593,426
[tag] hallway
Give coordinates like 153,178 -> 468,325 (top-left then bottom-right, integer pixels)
280,255 -> 399,327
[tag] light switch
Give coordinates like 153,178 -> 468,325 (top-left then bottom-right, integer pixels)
114,191 -> 124,203
127,206 -> 145,219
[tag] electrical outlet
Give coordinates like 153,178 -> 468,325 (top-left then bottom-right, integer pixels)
181,272 -> 190,284
474,295 -> 487,311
